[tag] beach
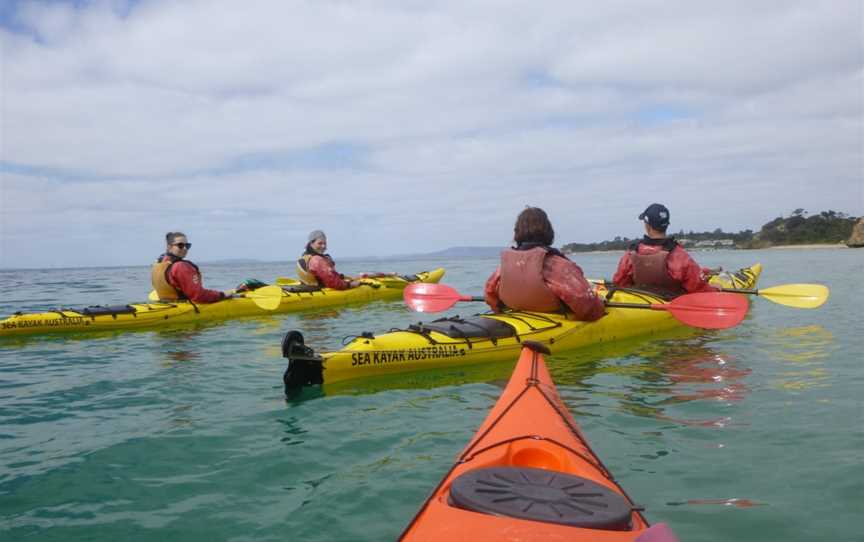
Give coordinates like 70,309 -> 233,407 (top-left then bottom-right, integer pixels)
768,243 -> 849,250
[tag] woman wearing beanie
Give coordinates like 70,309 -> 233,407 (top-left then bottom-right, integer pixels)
296,230 -> 362,290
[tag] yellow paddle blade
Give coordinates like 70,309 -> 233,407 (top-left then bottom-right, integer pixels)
758,284 -> 829,309
275,277 -> 301,286
242,285 -> 284,311
148,290 -> 159,302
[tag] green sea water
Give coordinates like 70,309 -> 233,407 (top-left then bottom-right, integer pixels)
0,249 -> 861,541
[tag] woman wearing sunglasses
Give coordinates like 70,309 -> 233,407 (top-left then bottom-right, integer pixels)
151,232 -> 232,303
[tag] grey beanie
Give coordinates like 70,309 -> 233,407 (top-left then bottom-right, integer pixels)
308,230 -> 327,243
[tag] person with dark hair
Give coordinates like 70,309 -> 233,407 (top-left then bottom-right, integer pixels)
612,203 -> 717,297
484,207 -> 604,321
151,232 -> 232,303
296,230 -> 362,290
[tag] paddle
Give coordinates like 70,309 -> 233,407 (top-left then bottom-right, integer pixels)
717,284 -> 829,309
588,279 -> 830,309
277,272 -> 406,287
403,283 -> 748,329
146,285 -> 284,311
239,285 -> 284,310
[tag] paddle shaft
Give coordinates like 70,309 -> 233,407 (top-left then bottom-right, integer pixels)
402,283 -> 746,329
605,301 -> 667,310
431,299 -> 665,309
430,298 -> 724,313
419,296 -> 718,313
718,287 -> 758,295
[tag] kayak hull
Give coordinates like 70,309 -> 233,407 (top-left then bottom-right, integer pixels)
398,343 -> 678,541
284,264 -> 760,386
0,268 -> 445,337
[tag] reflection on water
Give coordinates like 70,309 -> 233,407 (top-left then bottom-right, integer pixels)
299,325 -> 755,430
156,327 -> 206,366
762,325 -> 834,392
547,331 -> 752,428
658,348 -> 751,405
769,325 -> 834,363
276,416 -> 308,447
669,498 -> 767,508
168,403 -> 195,428
164,350 -> 201,363
298,309 -> 343,322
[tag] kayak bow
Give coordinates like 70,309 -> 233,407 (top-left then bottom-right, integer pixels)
398,342 -> 679,541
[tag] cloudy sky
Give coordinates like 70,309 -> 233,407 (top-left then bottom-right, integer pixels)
1,0 -> 862,268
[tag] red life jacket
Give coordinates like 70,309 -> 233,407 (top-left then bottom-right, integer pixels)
497,247 -> 562,312
629,243 -> 686,298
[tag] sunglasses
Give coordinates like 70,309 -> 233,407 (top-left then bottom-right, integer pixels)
172,242 -> 192,249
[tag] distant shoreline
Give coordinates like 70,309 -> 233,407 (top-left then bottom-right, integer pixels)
767,243 -> 849,250
566,242 -> 851,255
1,243 -> 854,271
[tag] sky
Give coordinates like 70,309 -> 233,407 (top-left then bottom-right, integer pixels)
1,0 -> 862,269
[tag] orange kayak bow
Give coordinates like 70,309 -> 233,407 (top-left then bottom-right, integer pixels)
399,342 -> 679,542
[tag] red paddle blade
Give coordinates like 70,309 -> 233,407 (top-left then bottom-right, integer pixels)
663,292 -> 749,329
404,283 -> 464,312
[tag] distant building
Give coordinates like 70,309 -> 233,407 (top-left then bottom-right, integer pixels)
694,239 -> 735,248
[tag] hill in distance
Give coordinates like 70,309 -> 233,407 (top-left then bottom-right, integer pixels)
402,246 -> 507,259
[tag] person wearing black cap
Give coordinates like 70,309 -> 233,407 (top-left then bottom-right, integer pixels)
612,204 -> 717,297
295,230 -> 362,289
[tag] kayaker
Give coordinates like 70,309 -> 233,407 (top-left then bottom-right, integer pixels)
151,232 -> 233,303
612,203 -> 717,297
296,230 -> 362,290
484,207 -> 605,321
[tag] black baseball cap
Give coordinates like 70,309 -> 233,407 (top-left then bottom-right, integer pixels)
639,203 -> 670,229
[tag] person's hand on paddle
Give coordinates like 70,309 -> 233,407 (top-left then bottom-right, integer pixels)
357,272 -> 399,279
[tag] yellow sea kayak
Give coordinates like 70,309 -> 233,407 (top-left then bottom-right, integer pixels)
0,268 -> 445,338
281,265 -> 760,389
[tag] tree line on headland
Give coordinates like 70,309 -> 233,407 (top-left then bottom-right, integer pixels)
562,209 -> 861,252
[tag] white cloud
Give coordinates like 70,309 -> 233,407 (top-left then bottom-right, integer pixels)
0,0 -> 861,268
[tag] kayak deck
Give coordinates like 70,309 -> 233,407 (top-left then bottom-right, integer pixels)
398,343 -> 678,541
